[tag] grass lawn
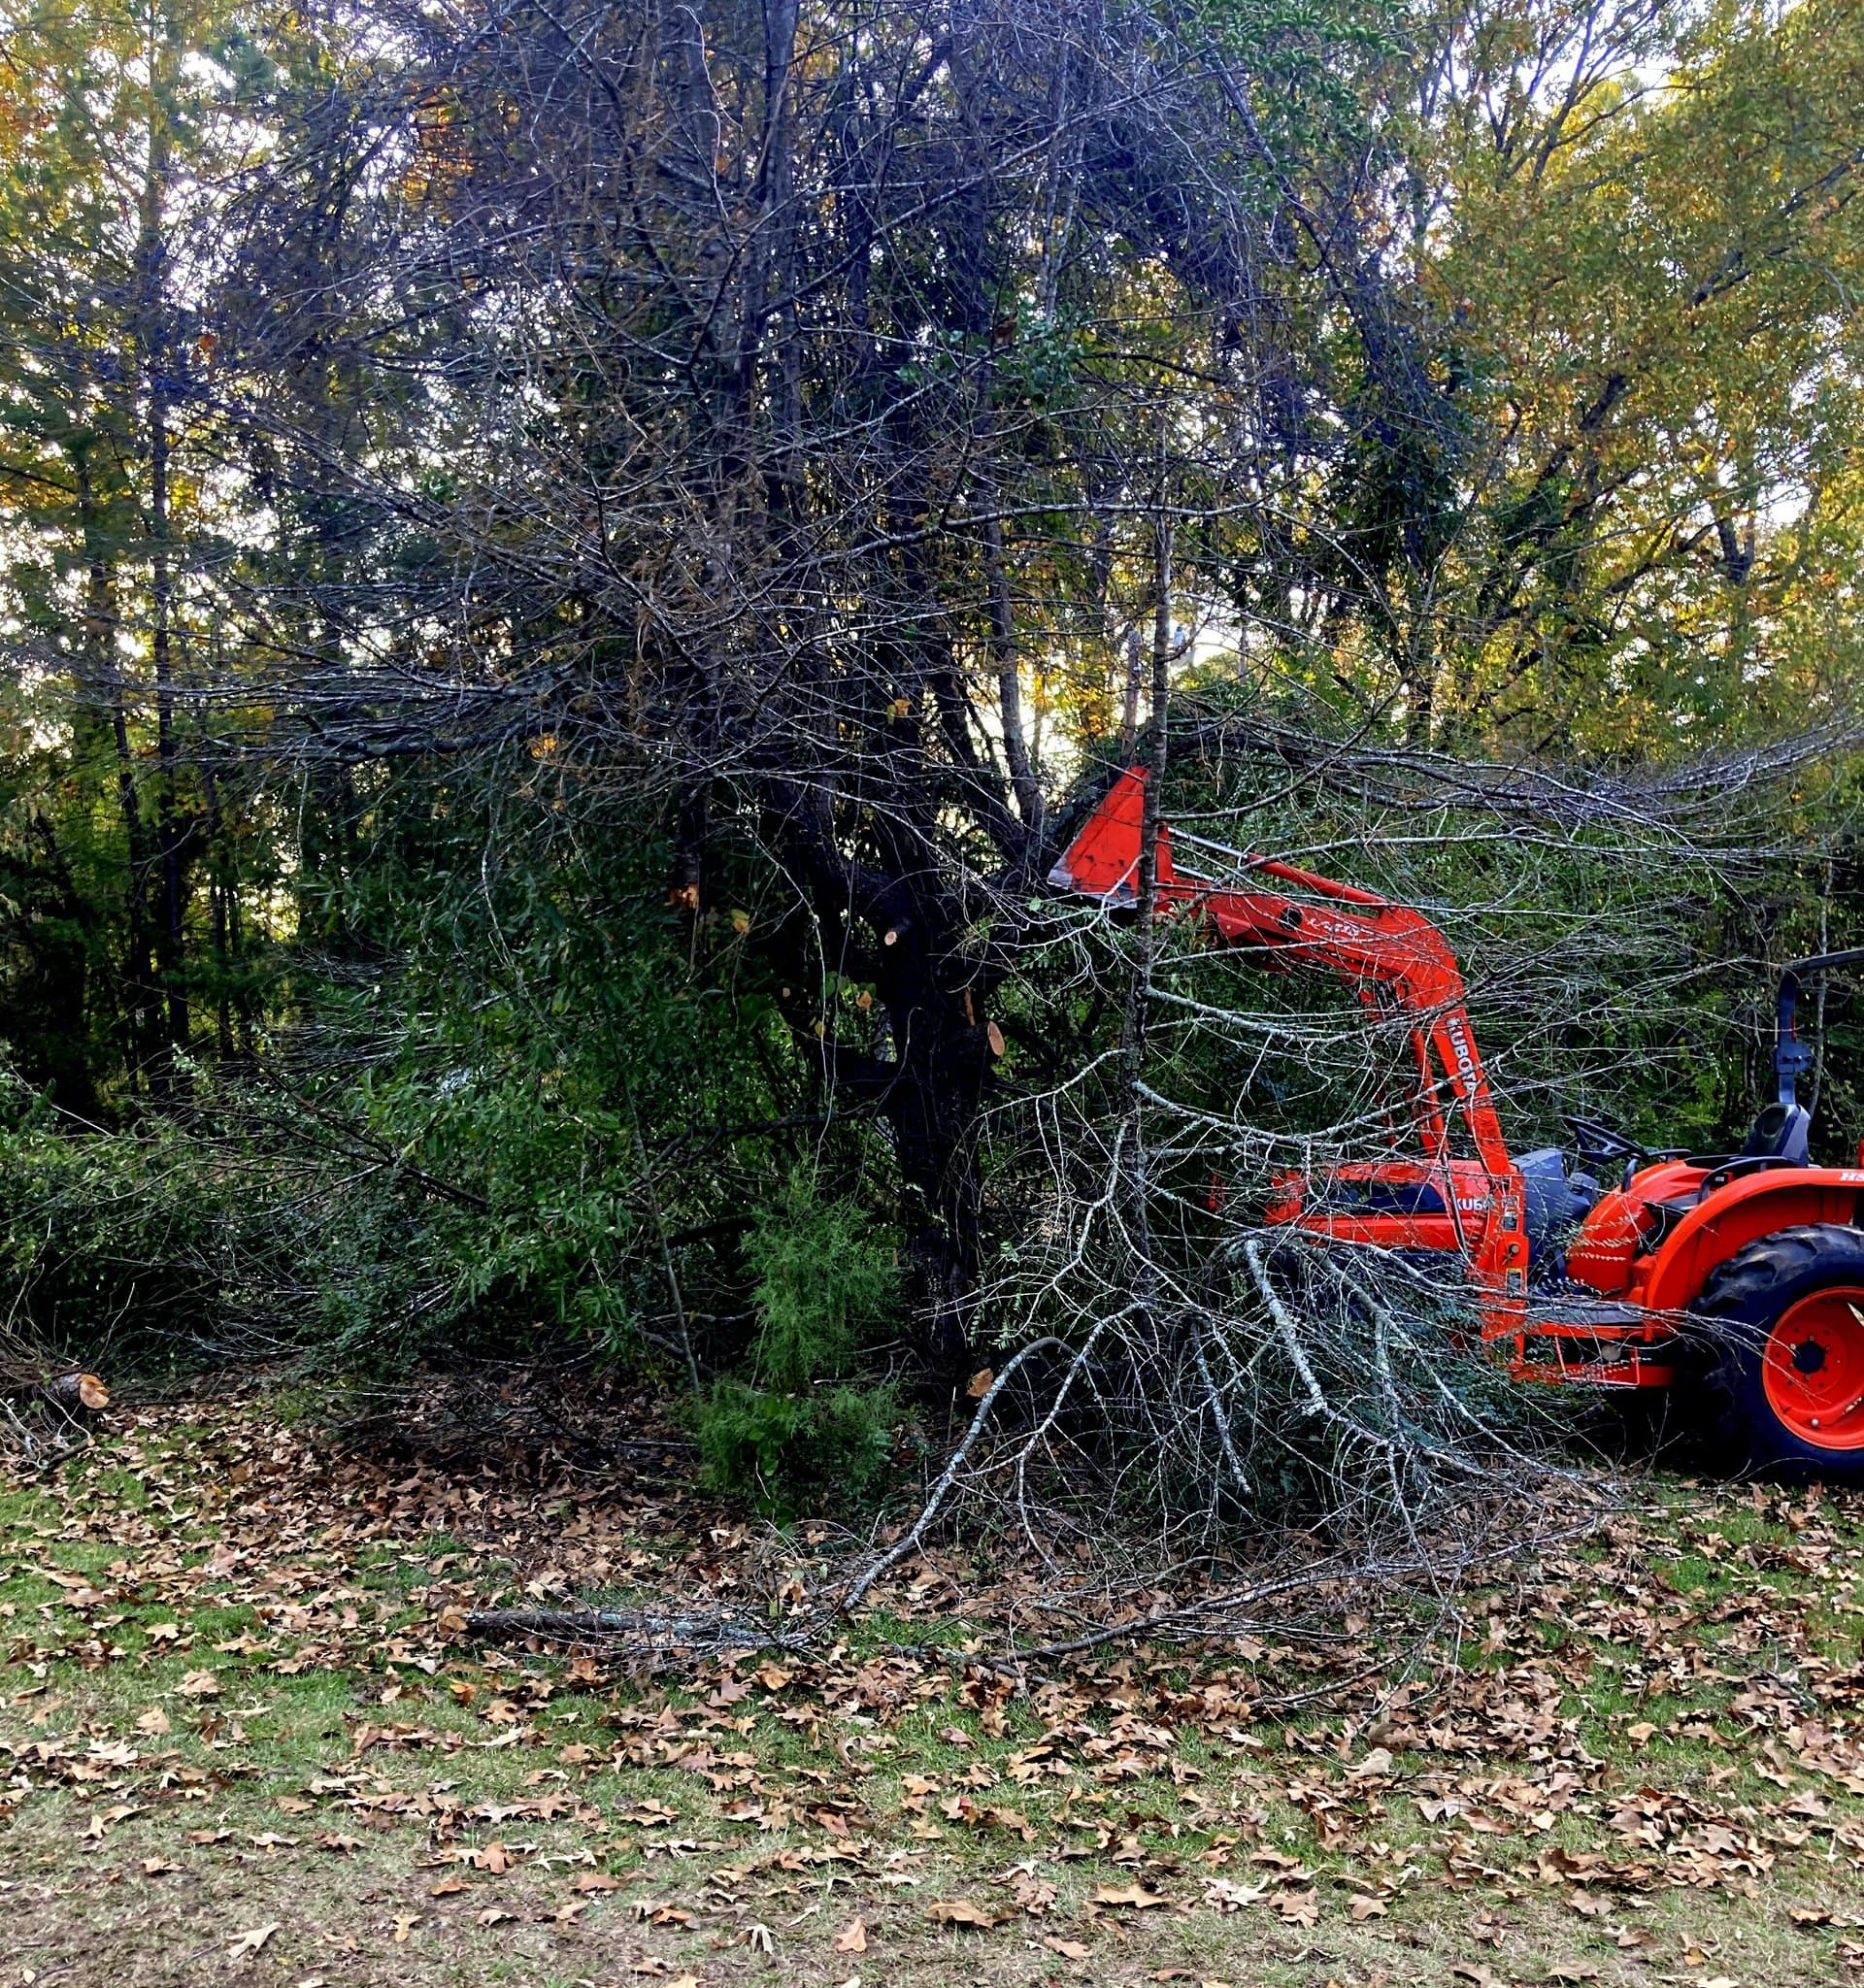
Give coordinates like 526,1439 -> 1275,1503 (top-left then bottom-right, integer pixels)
4,1392 -> 1864,1985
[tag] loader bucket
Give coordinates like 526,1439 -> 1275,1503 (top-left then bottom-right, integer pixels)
1048,767 -> 1173,902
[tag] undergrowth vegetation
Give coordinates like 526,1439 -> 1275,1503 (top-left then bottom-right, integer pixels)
693,1175 -> 903,1515
0,734 -> 1857,1542
3,0 -> 1864,1577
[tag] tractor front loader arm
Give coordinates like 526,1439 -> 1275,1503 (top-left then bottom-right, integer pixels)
1050,767 -> 1530,1318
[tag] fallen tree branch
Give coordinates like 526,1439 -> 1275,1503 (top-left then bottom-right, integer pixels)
451,1607 -> 804,1654
42,1372 -> 110,1415
29,1433 -> 96,1475
840,1335 -> 1066,1613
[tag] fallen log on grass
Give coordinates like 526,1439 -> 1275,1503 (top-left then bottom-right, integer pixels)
449,1606 -> 800,1655
0,1367 -> 110,1472
0,1368 -> 109,1415
40,1372 -> 110,1414
0,1365 -> 110,1414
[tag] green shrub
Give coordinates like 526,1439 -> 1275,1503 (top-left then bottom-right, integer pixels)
0,1077 -> 291,1370
693,1376 -> 899,1517
693,1174 -> 900,1515
0,1048 -> 636,1375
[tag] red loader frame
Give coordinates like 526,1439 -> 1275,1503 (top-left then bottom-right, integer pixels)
1051,767 -> 1864,1401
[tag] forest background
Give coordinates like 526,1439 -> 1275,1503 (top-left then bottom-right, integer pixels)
3,0 -> 1864,1534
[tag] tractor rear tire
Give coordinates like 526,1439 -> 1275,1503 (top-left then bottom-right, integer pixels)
1688,1224 -> 1864,1483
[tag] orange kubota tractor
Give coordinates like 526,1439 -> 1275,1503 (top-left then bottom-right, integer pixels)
1052,766 -> 1864,1481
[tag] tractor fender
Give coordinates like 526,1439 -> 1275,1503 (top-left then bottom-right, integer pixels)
1642,1167 -> 1864,1315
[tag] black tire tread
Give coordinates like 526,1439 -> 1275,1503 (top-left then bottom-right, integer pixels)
1689,1223 -> 1864,1482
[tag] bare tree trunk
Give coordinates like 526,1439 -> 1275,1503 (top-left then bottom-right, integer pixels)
1119,621 -> 1145,761
982,503 -> 1045,845
76,452 -> 160,1085
138,43 -> 188,1077
1119,510 -> 1174,1295
203,767 -> 234,1061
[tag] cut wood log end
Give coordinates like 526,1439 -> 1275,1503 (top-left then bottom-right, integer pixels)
43,1372 -> 110,1413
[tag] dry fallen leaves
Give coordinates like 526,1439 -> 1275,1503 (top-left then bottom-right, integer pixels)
926,1899 -> 998,1929
14,1388 -> 1864,1988
835,1917 -> 868,1953
1093,1882 -> 1168,1910
226,1923 -> 280,1965
1203,1877 -> 1268,1911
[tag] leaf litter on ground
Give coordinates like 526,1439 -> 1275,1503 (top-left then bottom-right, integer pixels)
2,1385 -> 1864,1983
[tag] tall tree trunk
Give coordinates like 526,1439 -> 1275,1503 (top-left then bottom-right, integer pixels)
879,929 -> 988,1380
140,25 -> 187,1078
76,451 -> 159,1086
203,767 -> 234,1061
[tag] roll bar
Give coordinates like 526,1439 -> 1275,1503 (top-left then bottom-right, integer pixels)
1776,947 -> 1864,1108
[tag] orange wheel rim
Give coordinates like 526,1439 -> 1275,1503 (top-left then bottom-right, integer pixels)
1762,1286 -> 1864,1450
